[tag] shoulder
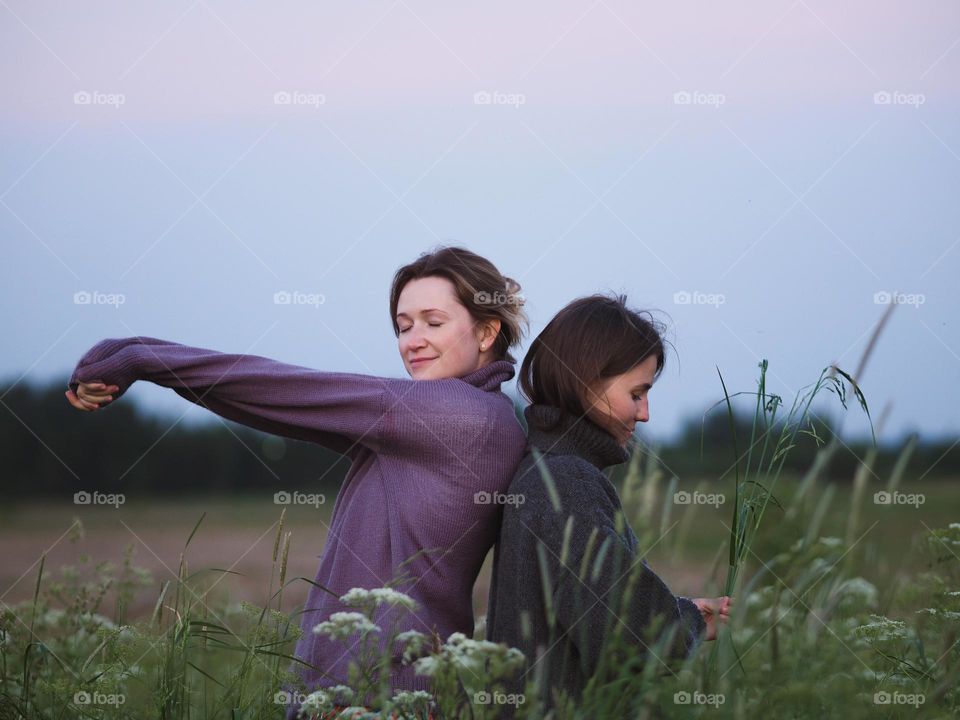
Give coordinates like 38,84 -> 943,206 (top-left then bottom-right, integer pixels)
382,374 -> 518,430
508,450 -> 618,521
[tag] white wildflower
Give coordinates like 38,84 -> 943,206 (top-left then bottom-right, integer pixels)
340,587 -> 418,612
335,705 -> 379,719
854,614 -> 909,641
396,629 -> 428,663
390,689 -> 433,712
298,689 -> 333,718
834,578 -> 879,608
313,612 -> 381,640
328,685 -> 354,701
413,655 -> 443,676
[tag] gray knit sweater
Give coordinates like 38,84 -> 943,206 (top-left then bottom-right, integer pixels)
486,404 -> 706,707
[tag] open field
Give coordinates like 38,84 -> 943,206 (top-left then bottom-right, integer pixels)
2,476 -> 954,621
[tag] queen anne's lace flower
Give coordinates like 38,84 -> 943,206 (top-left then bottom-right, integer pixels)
340,587 -> 418,612
396,629 -> 428,663
313,612 -> 381,640
297,689 -> 333,718
854,614 -> 909,641
413,631 -> 525,680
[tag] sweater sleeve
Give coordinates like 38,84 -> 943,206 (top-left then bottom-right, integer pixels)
67,336 -> 403,455
542,466 -> 706,678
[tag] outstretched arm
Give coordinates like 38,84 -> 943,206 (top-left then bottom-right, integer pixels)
66,337 -> 390,454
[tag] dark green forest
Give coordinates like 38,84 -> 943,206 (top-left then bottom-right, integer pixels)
1,379 -> 956,498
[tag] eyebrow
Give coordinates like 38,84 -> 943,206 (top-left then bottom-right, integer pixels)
396,308 -> 450,320
632,383 -> 653,392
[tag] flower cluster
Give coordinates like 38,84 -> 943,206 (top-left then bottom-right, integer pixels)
313,612 -> 381,640
414,632 -> 524,680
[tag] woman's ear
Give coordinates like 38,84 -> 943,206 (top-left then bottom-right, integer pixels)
479,319 -> 502,349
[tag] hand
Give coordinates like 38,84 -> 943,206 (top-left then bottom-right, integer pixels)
692,596 -> 733,641
65,381 -> 120,412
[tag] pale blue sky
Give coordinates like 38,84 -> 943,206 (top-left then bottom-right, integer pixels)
2,1 -> 958,443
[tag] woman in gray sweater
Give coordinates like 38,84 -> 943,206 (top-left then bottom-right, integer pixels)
487,294 -> 731,713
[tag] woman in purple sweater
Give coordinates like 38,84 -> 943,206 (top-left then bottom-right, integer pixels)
65,247 -> 528,712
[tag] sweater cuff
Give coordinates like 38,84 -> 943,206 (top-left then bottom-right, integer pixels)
67,337 -> 144,400
677,597 -> 707,656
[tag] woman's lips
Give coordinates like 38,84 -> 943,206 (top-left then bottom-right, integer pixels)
410,357 -> 437,366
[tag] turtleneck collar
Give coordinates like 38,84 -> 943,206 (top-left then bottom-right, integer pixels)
458,359 -> 516,392
524,404 -> 630,470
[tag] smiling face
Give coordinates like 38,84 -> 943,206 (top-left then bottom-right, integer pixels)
396,276 -> 499,380
584,354 -> 658,446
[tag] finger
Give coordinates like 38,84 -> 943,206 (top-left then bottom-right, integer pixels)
65,390 -> 85,410
73,389 -> 103,410
80,382 -> 119,393
81,391 -> 113,403
65,390 -> 96,411
78,384 -> 114,401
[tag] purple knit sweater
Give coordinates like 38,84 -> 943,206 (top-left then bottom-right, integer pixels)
68,336 -> 527,705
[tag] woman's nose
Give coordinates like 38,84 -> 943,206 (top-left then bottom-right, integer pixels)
403,328 -> 427,351
637,400 -> 650,423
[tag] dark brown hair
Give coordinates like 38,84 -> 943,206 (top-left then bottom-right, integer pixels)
389,246 -> 528,363
519,294 -> 666,427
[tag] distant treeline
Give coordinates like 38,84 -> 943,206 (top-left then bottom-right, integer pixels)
1,380 -> 956,499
